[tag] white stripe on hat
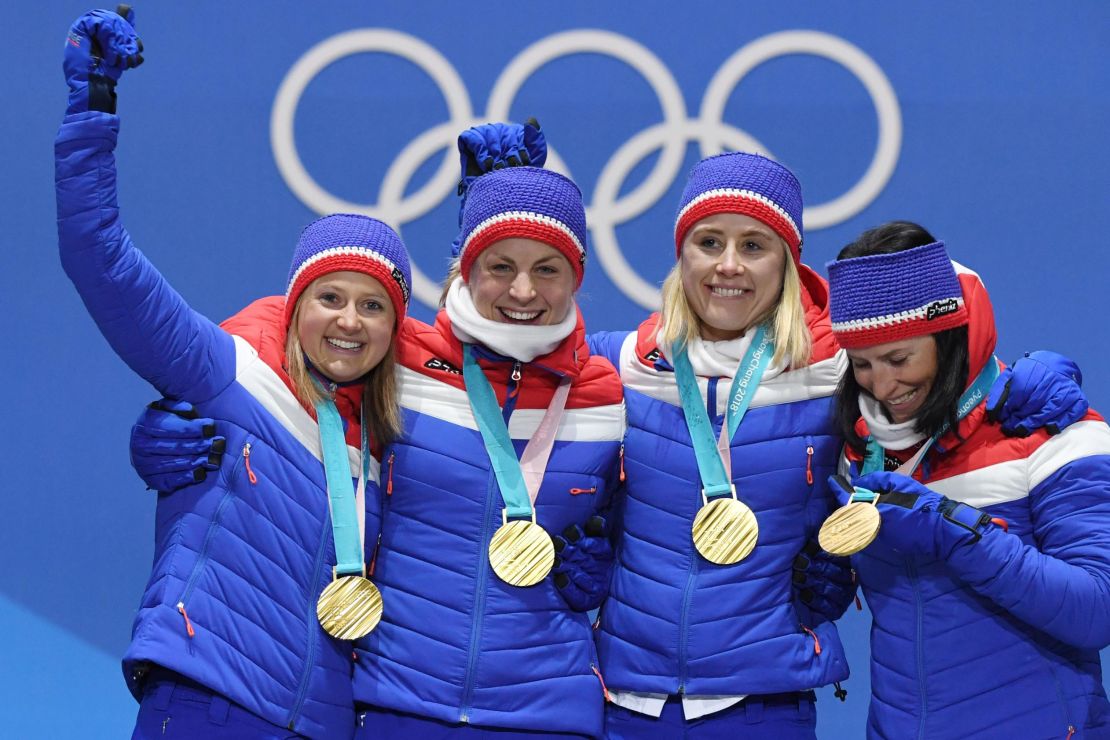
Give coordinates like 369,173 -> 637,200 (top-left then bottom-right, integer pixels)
286,246 -> 403,296
461,210 -> 586,261
830,297 -> 966,334
675,188 -> 801,244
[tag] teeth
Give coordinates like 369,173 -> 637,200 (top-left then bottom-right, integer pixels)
503,309 -> 541,321
889,389 -> 917,404
327,338 -> 362,350
710,287 -> 747,297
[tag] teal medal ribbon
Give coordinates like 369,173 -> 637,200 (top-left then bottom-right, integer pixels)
461,348 -> 534,519
462,345 -> 564,587
672,325 -> 773,565
672,325 -> 774,498
314,395 -> 383,639
314,397 -> 370,576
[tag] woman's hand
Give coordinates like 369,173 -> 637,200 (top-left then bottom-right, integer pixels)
130,399 -> 226,492
844,472 -> 994,560
551,516 -> 613,612
64,5 -> 143,115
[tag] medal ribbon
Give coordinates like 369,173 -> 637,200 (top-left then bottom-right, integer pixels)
673,326 -> 774,498
859,355 -> 1002,482
462,346 -> 571,519
315,397 -> 372,577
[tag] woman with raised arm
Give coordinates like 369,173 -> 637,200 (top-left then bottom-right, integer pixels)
823,221 -> 1110,739
57,9 -> 412,738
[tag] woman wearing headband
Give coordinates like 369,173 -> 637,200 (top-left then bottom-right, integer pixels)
57,10 -> 411,738
824,221 -> 1110,739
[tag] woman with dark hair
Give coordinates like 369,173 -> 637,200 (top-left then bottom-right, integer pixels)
823,222 -> 1110,739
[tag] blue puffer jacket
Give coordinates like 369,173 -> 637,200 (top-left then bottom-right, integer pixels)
842,268 -> 1110,739
589,265 -> 850,696
56,111 -> 377,739
352,311 -> 625,738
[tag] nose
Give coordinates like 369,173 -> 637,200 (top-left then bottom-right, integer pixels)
508,271 -> 537,302
716,244 -> 743,275
336,303 -> 360,331
871,366 -> 899,400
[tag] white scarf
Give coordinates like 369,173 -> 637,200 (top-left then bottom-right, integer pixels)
445,278 -> 577,362
858,393 -> 926,452
658,328 -> 786,382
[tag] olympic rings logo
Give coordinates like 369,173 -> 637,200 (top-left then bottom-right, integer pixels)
272,29 -> 901,309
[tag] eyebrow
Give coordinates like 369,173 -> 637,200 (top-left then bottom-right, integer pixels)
691,223 -> 775,239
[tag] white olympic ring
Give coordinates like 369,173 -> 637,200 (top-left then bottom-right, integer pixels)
271,29 -> 902,309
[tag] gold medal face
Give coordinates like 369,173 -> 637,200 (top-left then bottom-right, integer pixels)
489,519 -> 555,587
691,497 -> 759,565
818,502 -> 881,557
316,575 -> 383,640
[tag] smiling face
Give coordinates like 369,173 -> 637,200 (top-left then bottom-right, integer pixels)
468,238 -> 577,326
847,336 -> 940,423
679,212 -> 788,341
295,271 -> 396,383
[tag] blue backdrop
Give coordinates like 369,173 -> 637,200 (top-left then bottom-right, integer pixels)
7,2 -> 1109,736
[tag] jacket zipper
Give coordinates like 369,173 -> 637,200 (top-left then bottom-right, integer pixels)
287,481 -> 334,730
386,451 -> 395,496
461,361 -> 522,723
907,560 -> 928,740
175,437 -> 253,635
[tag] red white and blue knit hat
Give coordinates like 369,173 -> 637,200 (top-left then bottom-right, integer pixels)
674,151 -> 804,263
827,240 -> 970,349
455,167 -> 588,287
285,213 -> 412,330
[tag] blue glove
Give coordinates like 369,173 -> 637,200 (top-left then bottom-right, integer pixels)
457,118 -> 547,192
986,351 -> 1087,437
792,539 -> 856,625
130,399 -> 226,492
551,516 -> 613,612
452,119 -> 548,260
838,472 -> 993,560
64,5 -> 144,115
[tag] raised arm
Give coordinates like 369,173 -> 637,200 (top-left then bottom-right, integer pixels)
56,9 -> 235,402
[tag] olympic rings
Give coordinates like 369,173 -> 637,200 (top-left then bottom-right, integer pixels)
271,28 -> 902,309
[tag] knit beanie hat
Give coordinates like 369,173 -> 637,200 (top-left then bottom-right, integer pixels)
454,167 -> 588,287
284,213 -> 412,330
674,152 -> 803,263
827,240 -> 969,349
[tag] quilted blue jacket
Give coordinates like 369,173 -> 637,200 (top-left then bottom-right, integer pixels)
842,269 -> 1110,739
351,311 -> 625,737
589,268 -> 850,697
56,111 -> 377,739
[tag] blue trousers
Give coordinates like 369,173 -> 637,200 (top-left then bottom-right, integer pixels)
132,669 -> 307,739
355,704 -> 594,739
604,692 -> 817,740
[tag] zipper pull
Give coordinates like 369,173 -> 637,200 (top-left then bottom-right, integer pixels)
509,361 -> 522,398
243,443 -> 258,485
801,623 -> 821,655
805,445 -> 814,485
569,486 -> 597,495
386,452 -> 395,496
591,664 -> 612,703
1066,726 -> 1076,739
176,602 -> 196,638
619,444 -> 626,483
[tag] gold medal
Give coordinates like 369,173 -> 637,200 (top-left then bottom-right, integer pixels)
691,494 -> 759,565
316,573 -> 383,640
489,514 -> 555,587
818,500 -> 881,556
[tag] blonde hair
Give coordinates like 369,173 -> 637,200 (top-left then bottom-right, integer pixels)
659,242 -> 812,369
285,300 -> 402,447
439,257 -> 462,307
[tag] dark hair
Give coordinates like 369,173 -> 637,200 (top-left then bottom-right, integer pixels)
833,221 -> 970,454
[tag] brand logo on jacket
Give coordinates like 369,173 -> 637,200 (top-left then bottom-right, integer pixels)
425,357 -> 462,375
